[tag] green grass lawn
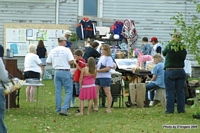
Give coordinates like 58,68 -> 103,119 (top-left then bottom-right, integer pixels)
5,80 -> 200,133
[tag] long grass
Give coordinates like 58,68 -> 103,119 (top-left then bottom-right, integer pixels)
5,80 -> 200,133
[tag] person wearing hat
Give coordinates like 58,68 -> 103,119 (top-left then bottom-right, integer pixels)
65,30 -> 72,48
162,32 -> 187,114
150,37 -> 162,56
46,36 -> 74,116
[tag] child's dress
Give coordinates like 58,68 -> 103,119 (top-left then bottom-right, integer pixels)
79,75 -> 97,100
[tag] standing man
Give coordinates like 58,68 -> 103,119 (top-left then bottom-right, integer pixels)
65,30 -> 72,48
46,36 -> 74,116
163,32 -> 187,114
149,37 -> 163,106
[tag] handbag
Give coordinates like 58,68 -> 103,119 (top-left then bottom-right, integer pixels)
1,74 -> 22,95
99,57 -> 109,72
100,63 -> 107,69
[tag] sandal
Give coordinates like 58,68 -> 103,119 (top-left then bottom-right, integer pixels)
105,110 -> 111,113
92,109 -> 98,112
92,108 -> 98,112
75,113 -> 83,116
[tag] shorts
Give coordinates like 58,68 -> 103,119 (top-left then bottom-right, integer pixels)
95,78 -> 111,87
40,58 -> 46,66
24,71 -> 40,80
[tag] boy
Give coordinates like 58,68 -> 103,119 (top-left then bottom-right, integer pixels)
71,50 -> 86,108
141,37 -> 152,55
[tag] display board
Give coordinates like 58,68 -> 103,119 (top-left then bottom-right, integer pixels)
4,23 -> 69,56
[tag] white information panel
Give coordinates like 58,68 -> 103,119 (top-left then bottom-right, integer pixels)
6,28 -> 64,56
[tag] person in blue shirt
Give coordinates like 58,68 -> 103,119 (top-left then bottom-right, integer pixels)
65,30 -> 72,48
145,54 -> 165,107
141,37 -> 152,55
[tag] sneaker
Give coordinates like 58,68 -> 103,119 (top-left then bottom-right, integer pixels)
75,109 -> 80,113
60,110 -> 70,116
153,100 -> 160,106
163,111 -> 174,114
70,104 -> 74,107
40,78 -> 42,81
149,101 -> 154,106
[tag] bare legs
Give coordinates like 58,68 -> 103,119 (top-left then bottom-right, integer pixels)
41,66 -> 45,79
26,86 -> 31,102
87,99 -> 93,115
93,85 -> 112,112
26,86 -> 36,102
103,87 -> 112,112
93,85 -> 101,110
77,99 -> 93,116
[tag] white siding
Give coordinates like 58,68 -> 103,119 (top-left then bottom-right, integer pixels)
102,0 -> 186,47
0,1 -> 56,46
58,0 -> 79,32
0,1 -> 56,69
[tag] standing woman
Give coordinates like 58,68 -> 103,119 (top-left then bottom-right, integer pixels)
93,44 -> 113,113
36,40 -> 47,80
0,59 -> 9,133
24,44 -> 42,102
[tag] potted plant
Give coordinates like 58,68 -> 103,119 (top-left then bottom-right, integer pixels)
69,33 -> 78,42
69,33 -> 79,49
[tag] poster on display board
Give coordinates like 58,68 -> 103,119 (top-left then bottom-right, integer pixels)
6,28 -> 64,56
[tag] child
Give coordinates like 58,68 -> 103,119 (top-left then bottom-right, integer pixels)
76,57 -> 97,116
71,50 -> 86,107
141,37 -> 152,55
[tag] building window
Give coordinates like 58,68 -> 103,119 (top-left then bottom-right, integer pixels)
83,0 -> 98,16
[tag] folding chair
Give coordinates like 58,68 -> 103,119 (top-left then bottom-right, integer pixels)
99,83 -> 124,107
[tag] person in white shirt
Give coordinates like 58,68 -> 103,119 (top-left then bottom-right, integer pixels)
46,36 -> 74,116
150,37 -> 162,56
24,44 -> 42,102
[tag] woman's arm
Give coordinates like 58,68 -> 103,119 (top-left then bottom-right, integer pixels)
45,51 -> 47,58
97,66 -> 111,72
151,74 -> 157,81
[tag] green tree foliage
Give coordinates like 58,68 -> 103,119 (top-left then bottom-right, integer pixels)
170,1 -> 200,64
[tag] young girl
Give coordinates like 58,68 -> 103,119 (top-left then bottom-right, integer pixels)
77,57 -> 97,116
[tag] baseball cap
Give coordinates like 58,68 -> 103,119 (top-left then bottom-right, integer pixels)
150,37 -> 158,42
58,36 -> 66,41
64,30 -> 72,36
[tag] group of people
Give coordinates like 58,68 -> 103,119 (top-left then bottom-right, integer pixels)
46,35 -> 114,115
141,32 -> 187,114
0,30 -> 187,133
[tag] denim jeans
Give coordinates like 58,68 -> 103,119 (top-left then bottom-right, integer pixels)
146,82 -> 159,100
71,82 -> 80,105
150,90 -> 155,101
164,69 -> 186,113
0,89 -> 7,133
54,70 -> 73,113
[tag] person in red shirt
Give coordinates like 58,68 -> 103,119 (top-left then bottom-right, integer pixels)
71,50 -> 86,108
